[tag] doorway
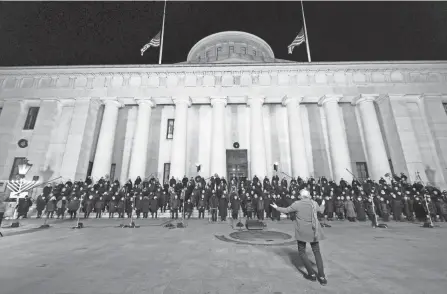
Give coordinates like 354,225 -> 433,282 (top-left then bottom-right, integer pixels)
226,149 -> 248,183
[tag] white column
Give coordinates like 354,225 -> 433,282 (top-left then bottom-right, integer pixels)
210,96 -> 227,177
170,96 -> 191,179
319,95 -> 352,182
354,95 -> 390,181
119,106 -> 138,184
91,99 -> 122,180
248,96 -> 267,178
282,96 -> 309,178
128,99 -> 154,181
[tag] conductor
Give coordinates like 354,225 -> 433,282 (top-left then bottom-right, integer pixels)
270,189 -> 327,286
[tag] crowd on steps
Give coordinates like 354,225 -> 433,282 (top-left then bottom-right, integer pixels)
7,173 -> 447,224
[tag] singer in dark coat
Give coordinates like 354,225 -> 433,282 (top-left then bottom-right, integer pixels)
141,196 -> 150,218
354,197 -> 366,221
270,189 -> 327,286
209,194 -> 219,222
170,196 -> 180,219
150,196 -> 159,218
198,196 -> 206,219
218,196 -> 228,221
230,196 -> 240,220
36,195 -> 46,218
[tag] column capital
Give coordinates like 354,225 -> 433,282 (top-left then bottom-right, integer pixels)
135,99 -> 155,107
89,98 -> 103,107
420,93 -> 443,100
282,96 -> 304,107
172,96 -> 192,107
210,96 -> 227,107
101,98 -> 123,108
39,97 -> 59,102
351,94 -> 379,106
23,99 -> 41,107
375,94 -> 389,105
318,95 -> 342,106
247,96 -> 265,107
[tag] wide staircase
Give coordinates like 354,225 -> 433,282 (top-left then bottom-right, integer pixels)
10,206 -> 287,220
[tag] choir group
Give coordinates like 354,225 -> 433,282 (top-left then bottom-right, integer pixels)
11,172 -> 447,227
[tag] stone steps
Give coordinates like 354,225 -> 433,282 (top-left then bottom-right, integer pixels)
11,208 -> 289,220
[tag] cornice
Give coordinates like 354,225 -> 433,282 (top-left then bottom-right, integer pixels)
1,61 -> 447,77
0,63 -> 445,93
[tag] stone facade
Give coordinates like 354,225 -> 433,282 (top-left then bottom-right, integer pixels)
1,32 -> 447,190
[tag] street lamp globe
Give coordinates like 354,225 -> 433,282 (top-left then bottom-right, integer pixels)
18,159 -> 33,177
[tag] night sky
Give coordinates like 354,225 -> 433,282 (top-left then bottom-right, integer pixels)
1,1 -> 447,66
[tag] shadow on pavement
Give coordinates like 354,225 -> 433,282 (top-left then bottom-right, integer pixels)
271,246 -> 317,277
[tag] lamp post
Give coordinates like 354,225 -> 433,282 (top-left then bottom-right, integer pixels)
6,159 -> 39,227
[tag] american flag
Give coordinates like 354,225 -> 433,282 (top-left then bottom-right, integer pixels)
141,31 -> 161,56
288,28 -> 305,54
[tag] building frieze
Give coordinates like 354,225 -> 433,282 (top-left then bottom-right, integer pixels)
1,62 -> 447,103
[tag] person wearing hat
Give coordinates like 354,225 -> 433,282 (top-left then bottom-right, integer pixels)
270,189 -> 327,286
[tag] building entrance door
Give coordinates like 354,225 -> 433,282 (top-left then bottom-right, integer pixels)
226,149 -> 248,184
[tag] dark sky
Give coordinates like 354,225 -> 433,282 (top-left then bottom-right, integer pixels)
1,1 -> 447,66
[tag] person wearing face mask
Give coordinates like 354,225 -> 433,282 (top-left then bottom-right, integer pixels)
198,195 -> 206,219
171,195 -> 180,220
344,196 -> 356,222
366,197 -> 377,228
151,196 -> 159,219
230,195 -> 240,220
379,197 -> 389,222
354,197 -> 366,221
184,198 -> 193,219
84,195 -> 94,219
402,195 -> 413,221
218,193 -> 228,221
141,195 -> 150,219
335,197 -> 344,220
270,189 -> 327,286
257,196 -> 265,221
263,194 -> 271,219
209,193 -> 218,222
95,197 -> 104,219
391,193 -> 402,222
245,197 -> 253,220
67,197 -> 80,219
135,194 -> 143,218
109,196 -> 117,218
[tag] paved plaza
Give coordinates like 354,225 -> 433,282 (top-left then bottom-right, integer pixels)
0,218 -> 446,294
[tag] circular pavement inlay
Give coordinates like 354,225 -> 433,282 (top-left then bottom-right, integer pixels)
230,231 -> 292,242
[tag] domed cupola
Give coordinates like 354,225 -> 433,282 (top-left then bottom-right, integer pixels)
185,31 -> 292,64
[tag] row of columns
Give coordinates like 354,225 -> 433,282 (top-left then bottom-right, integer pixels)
90,94 -> 390,183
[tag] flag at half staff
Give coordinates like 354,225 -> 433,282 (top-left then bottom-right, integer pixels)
141,31 -> 161,56
288,27 -> 305,54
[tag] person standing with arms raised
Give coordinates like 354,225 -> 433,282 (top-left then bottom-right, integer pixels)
270,189 -> 327,286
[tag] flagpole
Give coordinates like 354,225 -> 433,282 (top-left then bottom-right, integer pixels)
158,0 -> 167,65
300,0 -> 312,62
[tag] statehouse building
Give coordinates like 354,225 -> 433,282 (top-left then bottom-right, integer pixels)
1,31 -> 447,191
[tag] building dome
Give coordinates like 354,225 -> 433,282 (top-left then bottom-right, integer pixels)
186,31 -> 291,64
